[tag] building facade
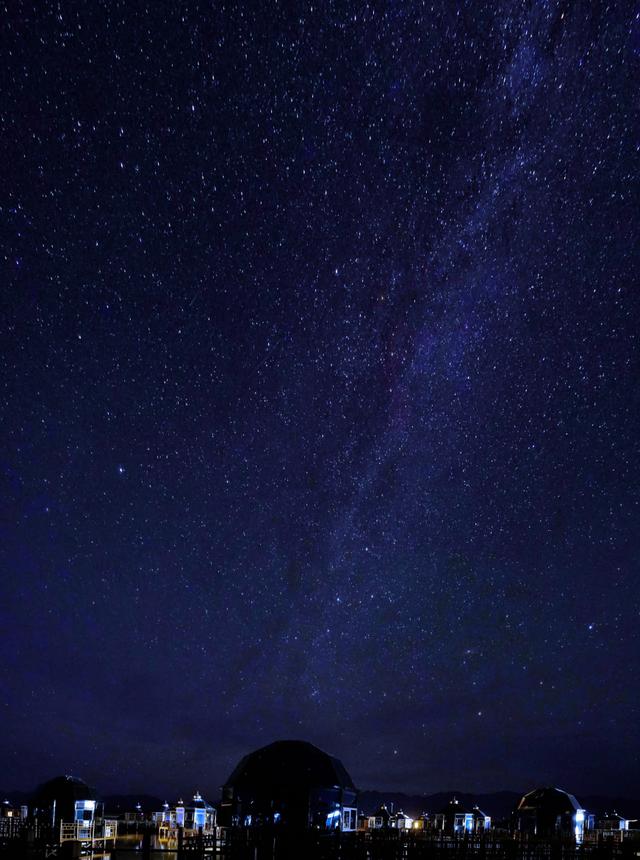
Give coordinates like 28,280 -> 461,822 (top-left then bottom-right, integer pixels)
434,799 -> 490,834
154,793 -> 217,836
220,740 -> 358,831
31,775 -> 117,846
513,787 -> 594,843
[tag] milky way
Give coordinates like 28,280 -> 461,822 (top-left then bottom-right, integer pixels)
1,1 -> 638,799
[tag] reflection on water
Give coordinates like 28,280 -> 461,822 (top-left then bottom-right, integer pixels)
84,835 -> 178,860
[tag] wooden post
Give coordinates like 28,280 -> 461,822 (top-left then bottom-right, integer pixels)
142,829 -> 151,860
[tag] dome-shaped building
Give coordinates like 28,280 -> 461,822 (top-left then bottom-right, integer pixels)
32,775 -> 99,829
220,740 -> 358,831
513,787 -> 593,842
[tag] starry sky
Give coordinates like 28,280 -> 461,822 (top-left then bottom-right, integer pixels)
1,1 -> 639,802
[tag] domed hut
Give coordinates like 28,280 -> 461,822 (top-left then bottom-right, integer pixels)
220,740 -> 358,831
513,787 -> 593,842
32,775 -> 100,829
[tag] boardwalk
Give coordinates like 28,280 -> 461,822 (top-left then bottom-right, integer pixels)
173,830 -> 639,860
2,826 -> 638,860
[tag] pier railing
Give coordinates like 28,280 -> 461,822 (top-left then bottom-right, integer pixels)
59,819 -> 118,843
2,825 -> 639,860
173,828 -> 640,860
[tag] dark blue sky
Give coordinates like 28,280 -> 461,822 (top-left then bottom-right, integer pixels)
1,1 -> 639,801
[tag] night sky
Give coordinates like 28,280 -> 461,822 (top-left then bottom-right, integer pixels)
2,1 -> 639,802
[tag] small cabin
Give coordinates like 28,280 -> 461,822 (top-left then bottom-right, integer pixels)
155,793 -> 216,836
411,813 -> 431,831
367,804 -> 391,829
596,813 -> 635,834
393,810 -> 414,829
434,798 -> 490,834
1,800 -> 26,820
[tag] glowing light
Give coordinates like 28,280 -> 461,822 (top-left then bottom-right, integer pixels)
326,810 -> 341,829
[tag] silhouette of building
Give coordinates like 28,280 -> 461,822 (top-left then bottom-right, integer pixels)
154,792 -> 216,835
31,775 -> 117,846
411,813 -> 432,831
1,800 -> 26,820
32,775 -> 99,830
513,787 -> 593,842
367,804 -> 391,829
595,812 -> 636,836
393,810 -> 415,829
434,798 -> 490,834
220,740 -> 358,831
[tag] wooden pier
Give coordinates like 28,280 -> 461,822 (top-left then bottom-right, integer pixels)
113,828 -> 640,860
3,824 -> 639,860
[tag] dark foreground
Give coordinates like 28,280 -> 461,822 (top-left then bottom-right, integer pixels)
2,830 -> 638,860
